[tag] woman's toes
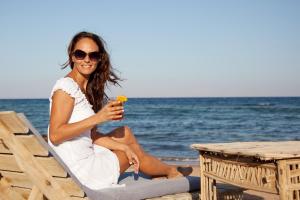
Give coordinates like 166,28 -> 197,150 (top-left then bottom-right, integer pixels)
167,166 -> 193,178
177,166 -> 193,176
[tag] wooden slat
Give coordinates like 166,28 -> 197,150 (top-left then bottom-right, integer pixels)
286,159 -> 300,165
0,138 -> 10,153
0,111 -> 28,134
0,135 -> 48,156
1,171 -> 31,188
1,170 -> 84,197
288,183 -> 300,190
17,135 -> 48,156
12,187 -> 58,200
56,177 -> 85,197
0,154 -> 67,177
0,154 -> 20,171
11,186 -> 31,199
37,156 -> 67,177
0,117 -> 72,200
290,168 -> 300,178
28,186 -> 43,200
70,197 -> 89,200
191,141 -> 300,160
0,176 -> 26,200
204,171 -> 276,194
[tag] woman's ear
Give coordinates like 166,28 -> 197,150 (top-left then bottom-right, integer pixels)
71,55 -> 76,63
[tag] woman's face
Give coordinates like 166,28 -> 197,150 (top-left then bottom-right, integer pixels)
72,38 -> 100,76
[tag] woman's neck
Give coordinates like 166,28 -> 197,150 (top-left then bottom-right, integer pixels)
67,71 -> 89,93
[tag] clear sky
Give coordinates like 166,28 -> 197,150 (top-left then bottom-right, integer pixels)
0,0 -> 299,98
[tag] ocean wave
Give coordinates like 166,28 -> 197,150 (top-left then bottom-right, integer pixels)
159,156 -> 199,162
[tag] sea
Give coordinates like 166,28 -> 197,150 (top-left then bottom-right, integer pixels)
1,97 -> 300,162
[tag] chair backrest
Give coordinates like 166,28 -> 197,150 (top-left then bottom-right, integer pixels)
0,111 -> 88,200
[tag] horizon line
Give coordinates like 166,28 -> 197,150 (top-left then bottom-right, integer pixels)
0,96 -> 300,100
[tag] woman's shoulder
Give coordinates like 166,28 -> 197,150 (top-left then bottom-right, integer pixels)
50,77 -> 80,100
54,77 -> 77,87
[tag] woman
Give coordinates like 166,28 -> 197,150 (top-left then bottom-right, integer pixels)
48,31 -> 187,190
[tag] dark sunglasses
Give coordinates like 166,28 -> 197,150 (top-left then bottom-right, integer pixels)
73,49 -> 101,61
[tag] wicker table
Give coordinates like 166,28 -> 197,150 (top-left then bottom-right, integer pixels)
191,141 -> 300,200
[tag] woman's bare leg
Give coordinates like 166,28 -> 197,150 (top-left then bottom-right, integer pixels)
107,126 -> 190,178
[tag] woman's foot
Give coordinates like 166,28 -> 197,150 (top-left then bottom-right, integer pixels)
167,166 -> 193,178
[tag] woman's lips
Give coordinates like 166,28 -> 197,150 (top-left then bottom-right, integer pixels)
82,65 -> 92,68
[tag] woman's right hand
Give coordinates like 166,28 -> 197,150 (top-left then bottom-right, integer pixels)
94,101 -> 124,124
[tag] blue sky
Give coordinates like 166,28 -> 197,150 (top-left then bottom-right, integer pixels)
0,0 -> 299,98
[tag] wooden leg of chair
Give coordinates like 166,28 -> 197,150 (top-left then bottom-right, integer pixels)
208,177 -> 215,200
208,177 -> 212,200
277,160 -> 288,200
28,186 -> 43,200
0,176 -> 25,200
200,153 -> 207,200
213,179 -> 217,200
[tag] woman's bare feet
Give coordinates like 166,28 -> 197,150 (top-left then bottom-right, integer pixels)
167,166 -> 193,178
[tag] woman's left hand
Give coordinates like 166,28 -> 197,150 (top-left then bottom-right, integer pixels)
124,145 -> 140,174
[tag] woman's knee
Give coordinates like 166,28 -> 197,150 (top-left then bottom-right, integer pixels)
123,126 -> 131,134
123,126 -> 137,144
110,126 -> 137,145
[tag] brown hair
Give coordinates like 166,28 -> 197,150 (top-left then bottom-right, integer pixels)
62,31 -> 121,112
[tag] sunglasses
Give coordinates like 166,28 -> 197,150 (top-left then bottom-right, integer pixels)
72,49 -> 101,61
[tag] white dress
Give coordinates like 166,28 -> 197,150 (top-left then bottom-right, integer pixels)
48,77 -> 122,190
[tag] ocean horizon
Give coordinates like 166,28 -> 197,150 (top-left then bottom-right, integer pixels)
1,97 -> 300,160
1,96 -> 300,99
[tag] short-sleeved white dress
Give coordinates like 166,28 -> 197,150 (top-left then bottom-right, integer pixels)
48,77 -> 122,190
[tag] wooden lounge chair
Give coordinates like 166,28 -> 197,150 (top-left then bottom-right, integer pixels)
0,111 -> 203,200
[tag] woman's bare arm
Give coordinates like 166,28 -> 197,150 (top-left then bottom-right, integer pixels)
49,90 -> 124,145
91,130 -> 127,151
49,90 -> 99,144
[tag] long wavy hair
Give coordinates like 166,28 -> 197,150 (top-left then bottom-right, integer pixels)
62,31 -> 121,112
